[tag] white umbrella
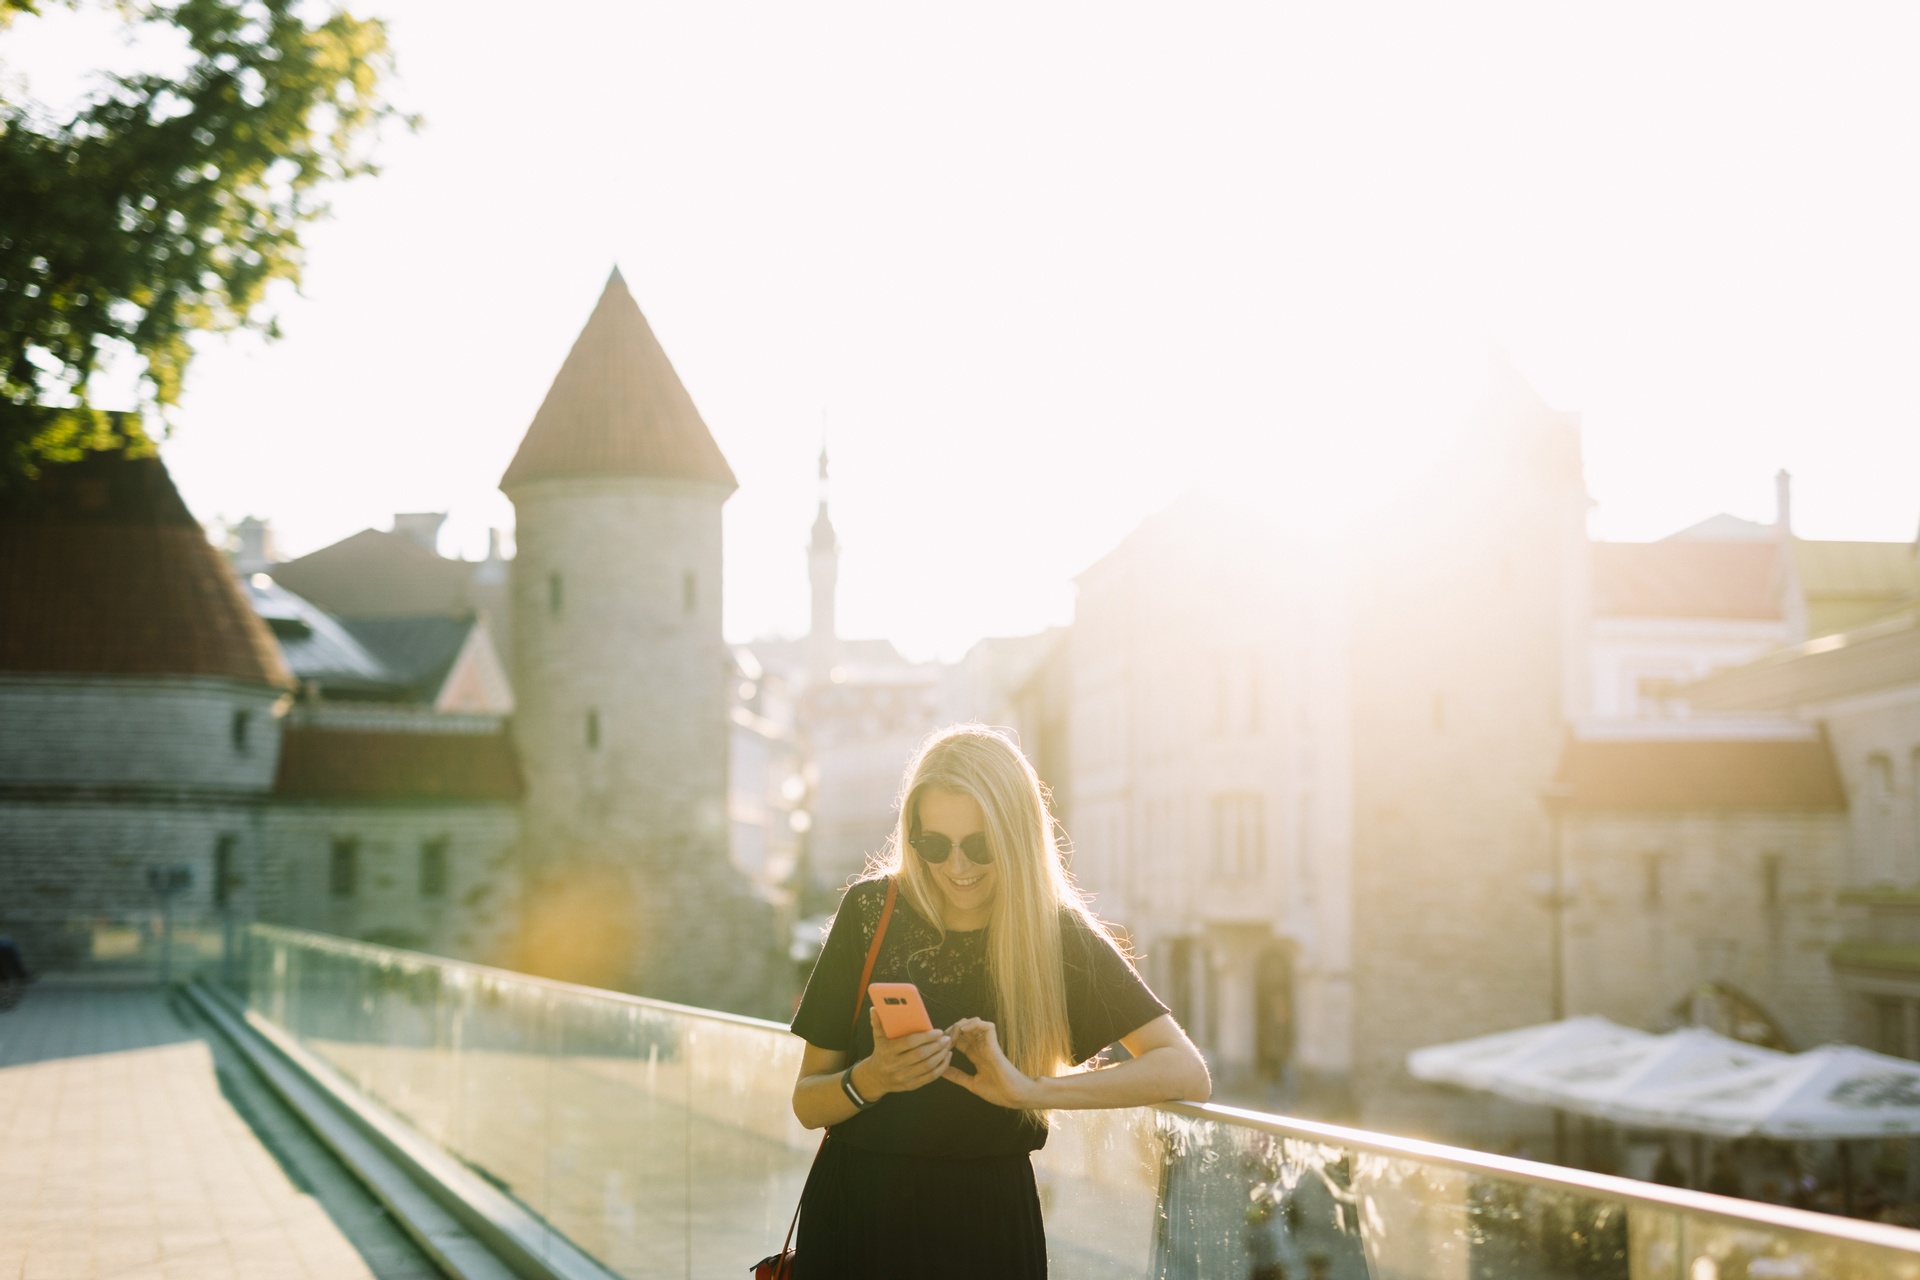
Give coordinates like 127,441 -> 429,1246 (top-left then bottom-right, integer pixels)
1501,1026 -> 1787,1120
1618,1044 -> 1920,1139
1408,1016 -> 1648,1093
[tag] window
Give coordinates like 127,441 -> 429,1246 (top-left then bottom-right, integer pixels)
329,838 -> 358,898
1868,753 -> 1894,807
1873,997 -> 1917,1060
1642,853 -> 1664,909
419,837 -> 449,898
548,571 -> 564,616
1761,854 -> 1782,910
231,708 -> 252,753
1211,651 -> 1262,737
214,834 -> 239,910
1210,793 -> 1265,879
683,570 -> 697,615
586,709 -> 601,749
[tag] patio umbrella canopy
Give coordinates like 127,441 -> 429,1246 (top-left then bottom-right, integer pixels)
1615,1045 -> 1920,1140
1411,1022 -> 1920,1140
1406,1016 -> 1648,1093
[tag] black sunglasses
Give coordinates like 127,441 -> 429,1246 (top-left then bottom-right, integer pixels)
909,832 -> 994,865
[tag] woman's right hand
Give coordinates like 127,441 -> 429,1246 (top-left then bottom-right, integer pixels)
850,1006 -> 951,1100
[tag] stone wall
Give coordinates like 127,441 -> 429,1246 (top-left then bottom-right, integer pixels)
258,802 -> 521,963
0,675 -> 283,970
1347,377 -> 1589,1141
1562,809 -> 1848,1047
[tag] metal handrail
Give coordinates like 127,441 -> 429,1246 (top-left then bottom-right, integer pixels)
249,923 -> 1920,1254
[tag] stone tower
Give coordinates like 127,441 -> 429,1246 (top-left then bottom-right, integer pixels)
501,267 -> 776,1013
1346,350 -> 1591,1137
807,446 -> 839,683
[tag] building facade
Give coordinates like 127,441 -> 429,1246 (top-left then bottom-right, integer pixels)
1065,494 -> 1353,1104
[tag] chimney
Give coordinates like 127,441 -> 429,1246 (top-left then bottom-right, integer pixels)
1773,470 -> 1807,644
474,527 -> 508,586
393,512 -> 448,556
232,516 -> 276,574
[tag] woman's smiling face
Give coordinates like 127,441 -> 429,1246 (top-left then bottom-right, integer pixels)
917,787 -> 997,930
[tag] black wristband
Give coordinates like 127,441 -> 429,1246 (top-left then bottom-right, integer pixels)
841,1065 -> 876,1111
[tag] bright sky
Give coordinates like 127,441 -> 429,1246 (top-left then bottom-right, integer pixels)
8,4 -> 1920,660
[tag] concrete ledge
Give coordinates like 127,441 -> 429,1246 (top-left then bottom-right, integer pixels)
186,981 -> 618,1280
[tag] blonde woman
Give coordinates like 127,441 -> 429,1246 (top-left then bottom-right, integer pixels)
788,725 -> 1211,1279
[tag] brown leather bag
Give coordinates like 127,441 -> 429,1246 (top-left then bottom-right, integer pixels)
751,877 -> 899,1279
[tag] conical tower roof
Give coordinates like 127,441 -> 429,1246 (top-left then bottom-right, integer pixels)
500,269 -> 738,493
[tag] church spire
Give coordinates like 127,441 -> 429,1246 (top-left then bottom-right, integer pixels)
808,438 -> 839,678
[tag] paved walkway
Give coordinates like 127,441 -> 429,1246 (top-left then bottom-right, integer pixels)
0,984 -> 440,1280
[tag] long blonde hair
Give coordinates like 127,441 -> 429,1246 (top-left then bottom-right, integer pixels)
875,724 -> 1115,1100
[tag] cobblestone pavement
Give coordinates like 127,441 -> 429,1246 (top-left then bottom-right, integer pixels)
0,984 -> 440,1280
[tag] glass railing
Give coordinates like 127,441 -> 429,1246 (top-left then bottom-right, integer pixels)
242,925 -> 1920,1279
6,911 -> 239,982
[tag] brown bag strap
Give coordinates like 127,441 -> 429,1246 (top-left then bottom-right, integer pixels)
850,876 -> 899,1039
771,878 -> 899,1273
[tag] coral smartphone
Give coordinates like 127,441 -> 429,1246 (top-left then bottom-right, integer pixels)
867,982 -> 935,1039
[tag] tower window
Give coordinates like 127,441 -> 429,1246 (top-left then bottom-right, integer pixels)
586,709 -> 601,749
214,834 -> 239,909
1868,753 -> 1894,807
420,837 -> 449,898
683,570 -> 697,615
231,709 -> 252,753
1643,853 -> 1664,909
1761,854 -> 1782,910
548,571 -> 564,616
329,838 -> 359,898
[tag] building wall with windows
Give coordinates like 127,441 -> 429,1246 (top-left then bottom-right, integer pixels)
1065,492 -> 1352,1104
1686,612 -> 1920,1057
1551,732 -> 1851,1048
260,803 -> 519,960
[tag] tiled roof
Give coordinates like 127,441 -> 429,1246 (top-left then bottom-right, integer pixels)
272,529 -> 477,619
1554,737 -> 1845,811
1591,541 -> 1782,620
500,269 -> 737,492
339,615 -> 475,700
274,725 -> 523,801
0,451 -> 290,687
242,574 -> 400,696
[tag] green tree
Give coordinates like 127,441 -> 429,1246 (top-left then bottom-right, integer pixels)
0,0 -> 408,491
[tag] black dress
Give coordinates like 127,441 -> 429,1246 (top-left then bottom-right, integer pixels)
788,877 -> 1170,1280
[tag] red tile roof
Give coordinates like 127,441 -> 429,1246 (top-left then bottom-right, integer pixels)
1591,541 -> 1782,620
1554,737 -> 1845,811
500,269 -> 737,492
0,452 -> 291,686
274,726 -> 524,801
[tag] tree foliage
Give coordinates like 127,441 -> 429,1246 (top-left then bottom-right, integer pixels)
0,0 -> 407,490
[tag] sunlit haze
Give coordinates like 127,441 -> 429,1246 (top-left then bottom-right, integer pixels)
8,4 -> 1919,659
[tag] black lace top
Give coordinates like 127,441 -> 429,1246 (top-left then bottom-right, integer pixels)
790,876 -> 1170,1158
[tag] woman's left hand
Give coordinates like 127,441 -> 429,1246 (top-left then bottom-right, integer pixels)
941,1017 -> 1045,1110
